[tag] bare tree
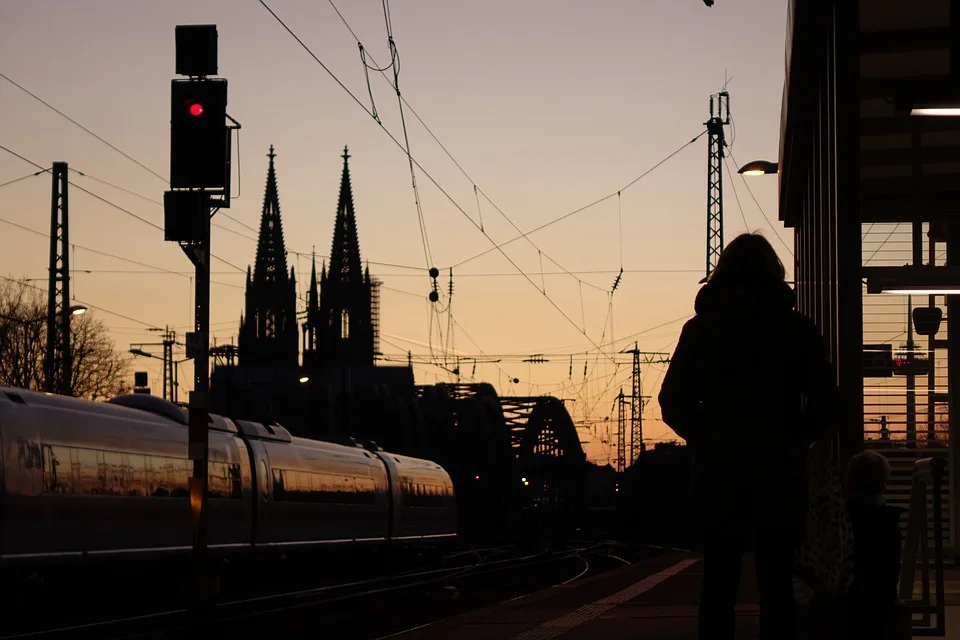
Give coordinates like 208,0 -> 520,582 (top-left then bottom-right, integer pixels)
0,279 -> 131,400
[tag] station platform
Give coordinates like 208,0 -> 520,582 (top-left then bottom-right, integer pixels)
390,551 -> 959,640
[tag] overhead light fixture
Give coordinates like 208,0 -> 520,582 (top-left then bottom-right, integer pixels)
864,266 -> 960,295
737,160 -> 779,176
911,105 -> 960,117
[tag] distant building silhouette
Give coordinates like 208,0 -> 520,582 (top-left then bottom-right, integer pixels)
303,147 -> 377,368
209,146 -> 587,536
238,145 -> 298,368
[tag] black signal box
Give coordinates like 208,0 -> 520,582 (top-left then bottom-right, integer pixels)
170,78 -> 228,189
164,190 -> 208,242
176,25 -> 218,77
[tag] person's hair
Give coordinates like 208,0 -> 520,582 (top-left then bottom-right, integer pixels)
708,232 -> 786,285
846,449 -> 891,497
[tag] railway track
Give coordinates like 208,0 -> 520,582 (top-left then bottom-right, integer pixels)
4,539 -> 655,640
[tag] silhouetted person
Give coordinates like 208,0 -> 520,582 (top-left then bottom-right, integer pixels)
658,233 -> 836,640
844,449 -> 903,639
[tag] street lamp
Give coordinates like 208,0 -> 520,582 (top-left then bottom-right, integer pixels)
0,305 -> 84,391
299,376 -> 310,383
0,305 -> 86,325
737,160 -> 779,176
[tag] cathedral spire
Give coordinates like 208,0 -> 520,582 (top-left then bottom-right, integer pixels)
253,144 -> 289,283
330,146 -> 363,285
308,249 -> 319,310
238,145 -> 299,368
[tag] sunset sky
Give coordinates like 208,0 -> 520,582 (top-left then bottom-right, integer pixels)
0,0 -> 794,464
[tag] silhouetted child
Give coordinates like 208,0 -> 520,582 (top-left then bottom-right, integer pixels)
844,449 -> 905,639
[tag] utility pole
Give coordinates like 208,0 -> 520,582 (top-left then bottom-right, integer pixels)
705,91 -> 730,281
615,345 -> 671,469
164,24 -> 239,613
616,388 -> 627,473
162,327 -> 176,402
45,162 -> 72,395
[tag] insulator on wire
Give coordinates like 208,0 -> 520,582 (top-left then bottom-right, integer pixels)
428,266 -> 439,302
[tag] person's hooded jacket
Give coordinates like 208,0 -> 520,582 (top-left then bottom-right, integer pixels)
658,276 -> 837,534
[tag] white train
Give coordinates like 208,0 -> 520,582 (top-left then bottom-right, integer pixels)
0,387 -> 457,563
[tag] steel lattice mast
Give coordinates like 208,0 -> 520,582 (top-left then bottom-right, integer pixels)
616,388 -> 627,473
705,91 -> 730,280
45,162 -> 71,395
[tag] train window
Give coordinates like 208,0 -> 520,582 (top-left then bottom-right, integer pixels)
103,451 -> 123,495
42,445 -> 74,494
124,453 -> 147,496
258,459 -> 268,497
272,468 -> 287,501
76,448 -> 100,494
169,458 -> 190,498
149,457 -> 169,496
207,461 -> 241,499
229,463 -> 242,499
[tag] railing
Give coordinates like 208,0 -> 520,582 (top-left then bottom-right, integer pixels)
898,457 -> 947,636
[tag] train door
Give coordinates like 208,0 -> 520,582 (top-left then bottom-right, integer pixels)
242,438 -> 271,548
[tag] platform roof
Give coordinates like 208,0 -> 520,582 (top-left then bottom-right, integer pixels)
780,0 -> 960,227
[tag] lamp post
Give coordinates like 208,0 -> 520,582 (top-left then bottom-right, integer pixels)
0,306 -> 86,390
129,346 -> 191,403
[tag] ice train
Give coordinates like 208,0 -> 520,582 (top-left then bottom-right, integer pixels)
0,387 -> 457,563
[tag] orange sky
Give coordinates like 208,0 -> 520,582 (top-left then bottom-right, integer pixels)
0,1 -> 795,464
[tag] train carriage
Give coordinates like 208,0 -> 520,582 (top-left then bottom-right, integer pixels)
0,387 -> 456,565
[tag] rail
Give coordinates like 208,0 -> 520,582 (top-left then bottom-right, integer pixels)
898,456 -> 947,636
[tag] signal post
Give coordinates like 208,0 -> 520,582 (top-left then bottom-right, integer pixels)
164,24 -> 239,615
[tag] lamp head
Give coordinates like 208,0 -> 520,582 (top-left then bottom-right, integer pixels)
737,160 -> 778,176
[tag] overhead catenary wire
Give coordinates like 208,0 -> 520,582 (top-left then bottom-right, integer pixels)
0,168 -> 50,190
0,216 -> 245,291
0,144 -> 248,275
259,0 -> 616,361
0,274 -> 159,328
726,149 -> 793,257
323,0 -> 691,297
450,131 -> 708,270
0,71 -> 168,183
723,156 -> 750,231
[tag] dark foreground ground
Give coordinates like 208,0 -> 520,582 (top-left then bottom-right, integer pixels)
1,530 -> 656,640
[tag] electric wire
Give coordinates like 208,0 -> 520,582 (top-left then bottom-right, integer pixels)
323,0 -> 681,296
0,71 -> 167,183
259,0 -> 616,359
726,150 -> 793,256
0,144 -> 247,274
723,156 -> 750,231
0,169 -> 49,190
451,131 -> 708,269
0,274 -> 159,328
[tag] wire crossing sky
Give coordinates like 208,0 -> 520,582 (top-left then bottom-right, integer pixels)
0,0 -> 791,464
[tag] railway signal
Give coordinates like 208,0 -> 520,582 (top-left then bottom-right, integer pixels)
170,78 -> 228,189
164,23 -> 240,615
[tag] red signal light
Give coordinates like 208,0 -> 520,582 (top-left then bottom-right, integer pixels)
189,103 -> 204,117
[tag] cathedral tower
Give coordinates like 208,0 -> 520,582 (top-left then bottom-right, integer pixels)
238,146 -> 299,367
304,147 -> 375,367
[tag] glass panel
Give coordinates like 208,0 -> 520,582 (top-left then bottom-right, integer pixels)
169,458 -> 189,498
42,445 -> 74,493
124,453 -> 147,496
103,451 -> 123,495
272,468 -> 286,500
76,448 -> 100,495
229,463 -> 242,499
